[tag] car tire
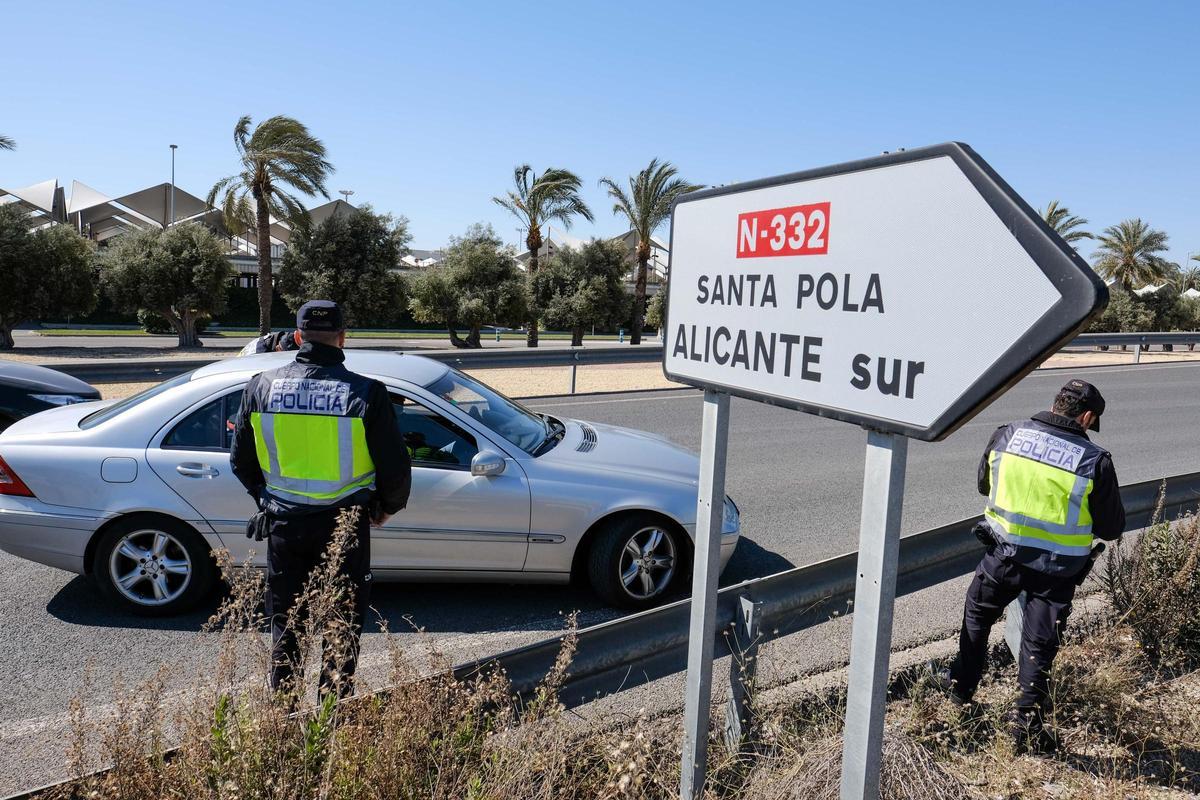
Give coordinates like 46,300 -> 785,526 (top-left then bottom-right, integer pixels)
92,516 -> 215,617
587,515 -> 684,610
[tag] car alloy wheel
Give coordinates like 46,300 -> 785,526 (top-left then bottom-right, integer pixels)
618,525 -> 677,601
107,529 -> 193,606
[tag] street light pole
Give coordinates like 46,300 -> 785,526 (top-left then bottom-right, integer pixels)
169,144 -> 178,227
338,188 -> 354,205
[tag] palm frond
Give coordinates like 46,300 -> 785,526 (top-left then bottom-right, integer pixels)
0,134 -> 15,151
1091,218 -> 1171,290
602,159 -> 703,242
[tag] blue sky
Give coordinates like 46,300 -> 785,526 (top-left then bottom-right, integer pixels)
3,1 -> 1197,264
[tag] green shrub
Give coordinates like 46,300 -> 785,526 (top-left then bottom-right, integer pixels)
1102,503 -> 1200,670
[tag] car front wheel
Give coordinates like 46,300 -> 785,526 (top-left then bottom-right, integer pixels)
587,516 -> 683,609
92,516 -> 215,616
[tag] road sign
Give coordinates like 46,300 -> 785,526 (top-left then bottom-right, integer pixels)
671,143 -> 1107,800
663,142 -> 1107,442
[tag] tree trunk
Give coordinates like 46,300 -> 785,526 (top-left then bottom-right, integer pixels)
171,310 -> 201,348
465,325 -> 483,349
448,324 -> 468,349
0,324 -> 13,350
254,190 -> 273,336
526,228 -> 541,348
630,247 -> 650,346
571,327 -> 584,347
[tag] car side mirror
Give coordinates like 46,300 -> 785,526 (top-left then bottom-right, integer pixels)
470,450 -> 506,477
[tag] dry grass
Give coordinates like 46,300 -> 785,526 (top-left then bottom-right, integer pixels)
41,512 -> 1200,800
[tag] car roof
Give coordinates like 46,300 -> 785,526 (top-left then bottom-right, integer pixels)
0,360 -> 98,395
191,350 -> 450,386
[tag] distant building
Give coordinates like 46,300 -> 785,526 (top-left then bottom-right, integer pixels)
402,248 -> 446,268
0,178 -> 357,288
515,226 -> 670,289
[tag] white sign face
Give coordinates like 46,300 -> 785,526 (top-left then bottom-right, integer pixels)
663,144 -> 1105,440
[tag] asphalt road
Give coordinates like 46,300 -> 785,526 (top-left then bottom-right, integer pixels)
0,360 -> 1196,793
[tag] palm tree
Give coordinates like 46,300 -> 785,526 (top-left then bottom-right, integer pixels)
493,166 -> 593,347
600,159 -> 702,345
0,135 -> 14,151
1175,264 -> 1200,292
208,116 -> 333,334
1091,219 -> 1171,292
1040,200 -> 1092,245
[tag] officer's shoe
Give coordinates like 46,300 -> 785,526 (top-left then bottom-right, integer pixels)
930,665 -> 970,706
1008,708 -> 1058,756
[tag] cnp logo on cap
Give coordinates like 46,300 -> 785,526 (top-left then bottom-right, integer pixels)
296,300 -> 344,331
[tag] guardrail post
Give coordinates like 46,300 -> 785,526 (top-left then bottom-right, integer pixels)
679,390 -> 731,800
1004,592 -> 1027,660
724,595 -> 764,756
569,352 -> 579,395
1134,343 -> 1142,364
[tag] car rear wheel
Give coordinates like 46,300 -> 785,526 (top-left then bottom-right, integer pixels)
92,517 -> 215,616
587,515 -> 683,609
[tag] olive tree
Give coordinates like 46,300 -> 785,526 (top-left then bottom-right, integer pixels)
409,224 -> 526,348
277,207 -> 410,327
0,205 -> 98,349
103,223 -> 232,348
532,239 -> 630,346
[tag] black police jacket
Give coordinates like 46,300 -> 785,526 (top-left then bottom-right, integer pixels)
230,341 -> 412,517
977,410 -> 1126,542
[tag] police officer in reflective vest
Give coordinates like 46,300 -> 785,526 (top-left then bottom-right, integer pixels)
230,300 -> 411,697
940,379 -> 1125,753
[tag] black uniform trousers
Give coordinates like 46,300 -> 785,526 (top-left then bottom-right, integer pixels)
266,506 -> 372,698
948,551 -> 1075,711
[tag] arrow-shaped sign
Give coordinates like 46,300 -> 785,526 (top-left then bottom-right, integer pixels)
663,143 -> 1108,441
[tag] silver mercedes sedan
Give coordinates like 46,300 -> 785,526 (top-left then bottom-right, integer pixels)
0,352 -> 739,616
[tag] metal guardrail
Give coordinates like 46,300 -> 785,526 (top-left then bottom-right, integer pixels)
450,471 -> 1200,709
1071,332 -> 1200,347
6,471 -> 1196,800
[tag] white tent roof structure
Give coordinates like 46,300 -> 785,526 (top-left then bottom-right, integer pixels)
1133,283 -> 1165,297
1183,288 -> 1200,300
0,179 -> 67,224
113,183 -> 208,228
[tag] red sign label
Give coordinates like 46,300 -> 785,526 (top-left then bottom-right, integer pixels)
736,202 -> 830,258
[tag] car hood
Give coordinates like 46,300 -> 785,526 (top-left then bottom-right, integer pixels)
0,362 -> 99,396
540,419 -> 700,487
0,399 -> 109,438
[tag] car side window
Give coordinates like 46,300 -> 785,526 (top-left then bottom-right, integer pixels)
163,390 -> 243,451
389,393 -> 478,468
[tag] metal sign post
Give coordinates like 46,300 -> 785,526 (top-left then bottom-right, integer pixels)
680,389 -> 731,800
840,431 -> 908,800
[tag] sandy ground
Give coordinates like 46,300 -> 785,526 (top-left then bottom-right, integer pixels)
62,348 -> 1200,402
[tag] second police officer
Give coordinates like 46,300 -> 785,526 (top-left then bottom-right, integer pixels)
938,379 -> 1125,754
230,300 -> 411,699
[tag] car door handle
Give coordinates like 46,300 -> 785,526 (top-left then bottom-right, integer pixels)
176,463 -> 219,478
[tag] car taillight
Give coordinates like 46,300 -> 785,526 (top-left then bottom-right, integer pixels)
0,454 -> 34,497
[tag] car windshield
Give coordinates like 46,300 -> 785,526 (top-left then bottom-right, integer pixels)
79,372 -> 195,430
423,368 -> 551,454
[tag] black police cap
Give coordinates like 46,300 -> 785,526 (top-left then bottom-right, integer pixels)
296,300 -> 344,332
1060,378 -> 1105,431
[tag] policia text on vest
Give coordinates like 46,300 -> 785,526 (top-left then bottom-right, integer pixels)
231,312 -> 411,698
942,382 -> 1125,754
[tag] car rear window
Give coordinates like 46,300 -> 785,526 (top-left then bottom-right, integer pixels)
79,372 -> 195,430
